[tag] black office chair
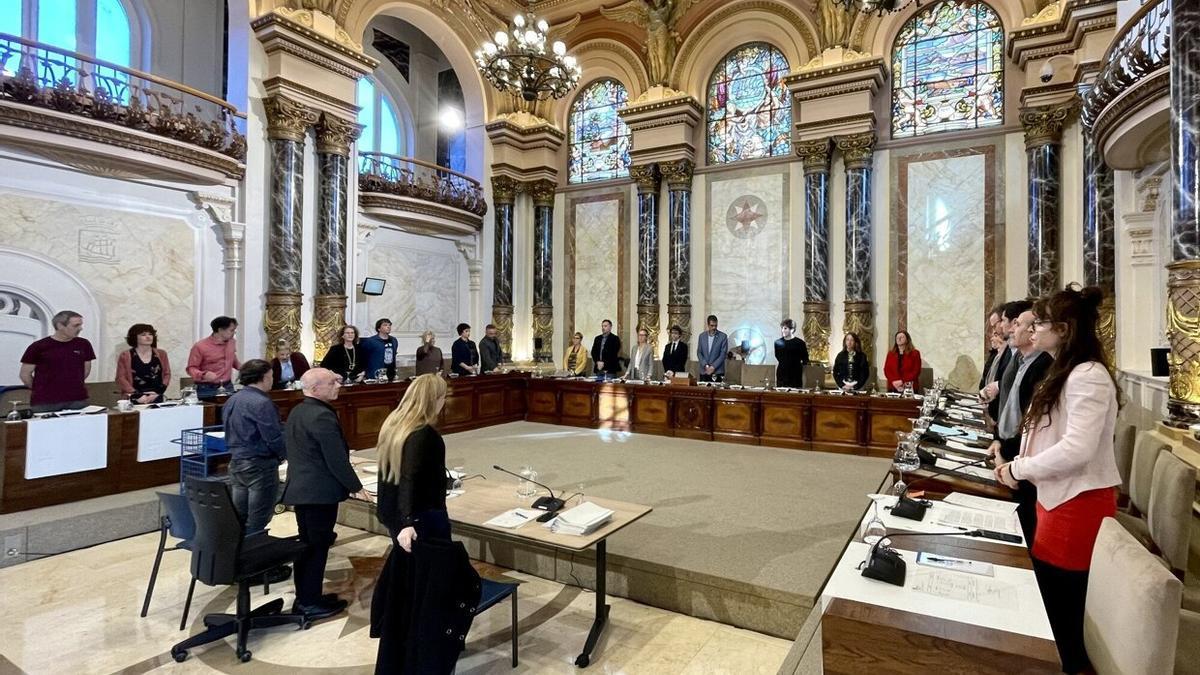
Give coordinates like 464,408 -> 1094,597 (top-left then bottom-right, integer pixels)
476,577 -> 520,667
170,477 -> 309,663
141,491 -> 197,630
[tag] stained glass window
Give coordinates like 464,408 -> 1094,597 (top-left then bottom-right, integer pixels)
891,0 -> 1004,138
706,43 -> 791,165
568,79 -> 631,183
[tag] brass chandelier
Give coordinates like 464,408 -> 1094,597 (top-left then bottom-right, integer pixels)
474,3 -> 581,101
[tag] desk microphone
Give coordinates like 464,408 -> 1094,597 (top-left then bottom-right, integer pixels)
492,465 -> 566,517
860,528 -> 984,586
891,455 -> 993,521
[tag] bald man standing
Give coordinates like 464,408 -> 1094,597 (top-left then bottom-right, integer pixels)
281,368 -> 368,621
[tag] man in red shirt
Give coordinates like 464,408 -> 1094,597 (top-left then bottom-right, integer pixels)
19,310 -> 96,413
186,316 -> 242,399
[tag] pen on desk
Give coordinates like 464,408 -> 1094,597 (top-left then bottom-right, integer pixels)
513,511 -> 529,519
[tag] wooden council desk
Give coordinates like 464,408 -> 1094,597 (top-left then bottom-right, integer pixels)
2,373 -> 918,513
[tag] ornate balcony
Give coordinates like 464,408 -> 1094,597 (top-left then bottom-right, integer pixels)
0,33 -> 246,183
1081,0 -> 1170,170
358,153 -> 487,236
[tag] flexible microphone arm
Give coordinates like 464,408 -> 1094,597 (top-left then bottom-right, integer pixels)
492,465 -> 567,516
492,465 -> 559,500
861,528 -> 984,586
891,454 -> 993,521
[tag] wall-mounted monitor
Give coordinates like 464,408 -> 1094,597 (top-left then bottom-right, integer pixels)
362,277 -> 386,296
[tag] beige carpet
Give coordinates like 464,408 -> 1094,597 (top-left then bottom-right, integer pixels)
442,421 -> 891,609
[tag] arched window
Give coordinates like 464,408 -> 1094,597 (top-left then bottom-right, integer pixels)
2,0 -> 139,86
706,43 -> 791,165
568,79 -> 631,184
891,0 -> 1004,138
356,77 -> 403,156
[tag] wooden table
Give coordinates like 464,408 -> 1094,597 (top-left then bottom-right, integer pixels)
447,481 -> 652,668
820,497 -> 1058,673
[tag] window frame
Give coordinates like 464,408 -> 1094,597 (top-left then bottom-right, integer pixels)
705,41 -> 792,166
566,77 -> 632,184
6,0 -> 144,71
356,75 -> 406,157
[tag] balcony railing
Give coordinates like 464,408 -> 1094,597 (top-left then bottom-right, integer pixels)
1081,0 -> 1169,131
359,152 -> 487,216
0,33 -> 246,161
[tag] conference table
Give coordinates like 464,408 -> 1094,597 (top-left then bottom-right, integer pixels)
819,493 -> 1058,673
1,372 -> 919,513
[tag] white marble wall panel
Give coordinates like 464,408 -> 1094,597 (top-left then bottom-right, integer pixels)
573,199 -> 621,339
0,193 -> 196,383
906,155 -> 986,390
708,172 -> 787,365
366,244 -> 462,340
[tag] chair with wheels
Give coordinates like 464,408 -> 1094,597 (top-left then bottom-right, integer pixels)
141,491 -> 198,631
170,477 -> 309,663
476,577 -> 520,667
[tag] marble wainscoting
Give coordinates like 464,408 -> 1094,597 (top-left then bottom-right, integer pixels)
565,193 -> 628,345
706,171 -> 789,366
0,192 -> 196,381
365,243 -> 462,336
896,149 -> 996,390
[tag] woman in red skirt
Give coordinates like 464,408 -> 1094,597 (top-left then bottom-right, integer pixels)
994,285 -> 1121,673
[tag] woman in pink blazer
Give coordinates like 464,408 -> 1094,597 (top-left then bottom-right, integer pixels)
116,323 -> 172,403
994,285 -> 1120,674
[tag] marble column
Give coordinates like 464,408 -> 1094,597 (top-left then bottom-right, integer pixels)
1167,0 -> 1200,425
491,176 -> 519,360
313,113 -> 362,364
1082,131 -> 1116,361
661,159 -> 695,341
528,179 -> 556,363
264,94 -> 319,357
835,132 -> 876,368
631,164 -> 662,348
797,139 -> 833,364
1020,99 -> 1077,298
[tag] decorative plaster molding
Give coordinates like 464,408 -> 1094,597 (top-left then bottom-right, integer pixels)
797,47 -> 872,72
492,110 -> 556,131
264,94 -> 320,142
315,112 -> 362,156
1022,1 -> 1063,26
629,164 -> 661,193
188,192 -> 237,225
1019,98 -> 1080,148
1137,174 -> 1164,213
630,85 -> 689,104
273,6 -> 363,52
670,0 -> 819,87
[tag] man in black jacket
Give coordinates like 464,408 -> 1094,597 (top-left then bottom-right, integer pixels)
282,367 -> 367,621
591,319 -> 622,376
479,324 -> 502,373
661,325 -> 688,377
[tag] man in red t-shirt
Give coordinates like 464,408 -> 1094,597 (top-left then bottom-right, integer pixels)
19,310 -> 97,412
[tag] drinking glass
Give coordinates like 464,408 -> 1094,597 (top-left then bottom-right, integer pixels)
518,466 -> 537,498
893,440 -> 921,496
6,401 -> 20,422
902,382 -> 914,398
861,501 -> 887,545
376,368 -> 389,382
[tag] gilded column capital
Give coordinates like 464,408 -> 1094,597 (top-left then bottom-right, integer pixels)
1020,98 -> 1079,148
630,164 -> 661,194
796,138 -> 833,175
491,175 -> 520,205
526,179 -> 557,207
834,132 -> 876,170
660,158 -> 695,190
264,94 -> 320,142
315,113 -> 363,156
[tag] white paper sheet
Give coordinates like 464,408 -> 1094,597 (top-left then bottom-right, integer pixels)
864,495 -> 1024,547
821,541 -> 1053,640
943,492 -> 1019,514
934,458 -> 995,480
25,414 -> 109,479
137,405 -> 204,462
484,508 -> 541,529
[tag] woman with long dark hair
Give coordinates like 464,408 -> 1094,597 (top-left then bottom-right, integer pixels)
320,325 -> 364,382
832,332 -> 868,391
994,285 -> 1121,674
883,330 -> 922,392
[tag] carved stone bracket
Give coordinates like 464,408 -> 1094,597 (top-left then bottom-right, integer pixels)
491,175 -> 521,205
1020,98 -> 1080,148
803,300 -> 832,364
796,138 -> 833,175
630,163 -> 661,194
660,159 -> 695,191
264,94 -> 320,142
834,132 -> 875,170
1168,260 -> 1200,426
315,112 -> 363,156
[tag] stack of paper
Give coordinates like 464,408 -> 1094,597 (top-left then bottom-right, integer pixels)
943,492 -> 1019,515
485,508 -> 541,529
934,504 -> 1019,534
546,501 -> 613,535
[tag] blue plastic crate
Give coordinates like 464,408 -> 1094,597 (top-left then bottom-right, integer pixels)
175,424 -> 229,490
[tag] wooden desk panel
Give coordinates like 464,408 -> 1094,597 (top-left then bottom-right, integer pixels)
712,390 -> 759,445
559,384 -> 597,427
526,379 -> 561,423
630,387 -> 671,435
596,384 -> 631,430
670,388 -> 713,441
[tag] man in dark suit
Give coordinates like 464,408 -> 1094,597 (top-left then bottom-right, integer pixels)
282,367 -> 367,621
983,300 -> 1030,425
989,307 -> 1052,543
479,324 -> 502,373
661,324 -> 688,377
695,315 -> 729,382
977,305 -> 1005,390
591,319 -> 622,376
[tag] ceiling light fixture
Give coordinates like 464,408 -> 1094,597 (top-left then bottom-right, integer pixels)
474,0 -> 581,101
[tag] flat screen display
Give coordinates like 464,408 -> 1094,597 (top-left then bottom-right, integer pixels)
362,277 -> 386,296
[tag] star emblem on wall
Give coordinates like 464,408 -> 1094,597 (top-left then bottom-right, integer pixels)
725,195 -> 768,239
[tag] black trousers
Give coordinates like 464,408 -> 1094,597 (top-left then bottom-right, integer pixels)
1014,479 -> 1038,548
1031,555 -> 1092,673
294,503 -> 339,606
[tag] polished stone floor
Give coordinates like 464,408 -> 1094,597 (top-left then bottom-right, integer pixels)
0,512 -> 791,674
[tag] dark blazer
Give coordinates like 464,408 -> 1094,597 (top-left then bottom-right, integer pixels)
997,351 -> 1054,460
479,336 -> 502,373
832,350 -> 869,390
271,353 -> 311,388
280,397 -> 363,505
591,332 -> 622,375
979,348 -> 998,390
320,343 -> 364,381
371,537 -> 482,675
451,338 -> 478,376
661,340 -> 689,374
987,347 -> 1015,422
